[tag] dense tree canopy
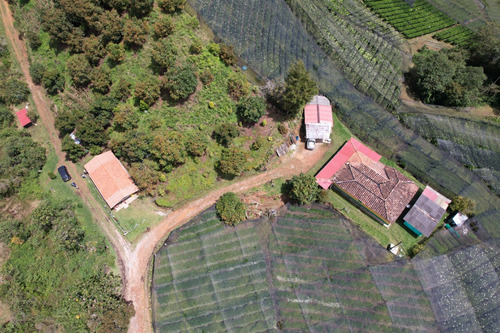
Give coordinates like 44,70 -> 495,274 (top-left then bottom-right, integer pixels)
213,123 -> 240,146
281,60 -> 318,118
286,173 -> 321,205
157,0 -> 186,13
237,96 -> 266,123
151,38 -> 177,72
450,196 -> 476,216
410,48 -> 486,107
217,147 -> 248,178
215,192 -> 246,226
164,66 -> 198,100
134,75 -> 161,106
67,54 -> 92,87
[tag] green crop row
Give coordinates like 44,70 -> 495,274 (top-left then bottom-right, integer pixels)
433,24 -> 475,46
364,0 -> 456,38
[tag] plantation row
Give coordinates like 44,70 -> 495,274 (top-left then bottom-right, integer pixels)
364,0 -> 455,38
426,0 -> 489,31
285,0 -> 403,109
433,25 -> 475,46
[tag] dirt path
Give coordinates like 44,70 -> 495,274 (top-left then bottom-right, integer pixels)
0,2 -> 330,331
0,0 -> 131,286
125,144 -> 328,332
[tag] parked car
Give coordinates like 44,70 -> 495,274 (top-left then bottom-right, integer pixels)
57,165 -> 71,182
306,139 -> 316,150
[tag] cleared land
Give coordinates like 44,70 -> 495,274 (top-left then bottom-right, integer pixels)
152,205 -> 439,332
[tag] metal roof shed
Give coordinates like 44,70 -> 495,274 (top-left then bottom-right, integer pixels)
304,95 -> 333,143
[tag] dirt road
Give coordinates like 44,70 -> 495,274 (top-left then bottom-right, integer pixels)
0,2 -> 330,331
0,0 -> 131,286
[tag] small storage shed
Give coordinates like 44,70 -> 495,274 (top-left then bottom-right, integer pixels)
404,186 -> 451,237
16,108 -> 32,127
84,151 -> 139,209
304,95 -> 333,143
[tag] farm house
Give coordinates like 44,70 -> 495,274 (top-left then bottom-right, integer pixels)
84,151 -> 139,210
304,95 -> 333,148
16,108 -> 31,127
316,138 -> 419,225
403,186 -> 450,237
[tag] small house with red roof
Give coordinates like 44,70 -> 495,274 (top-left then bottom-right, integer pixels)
16,108 -> 32,128
304,96 -> 333,143
403,186 -> 450,237
84,151 -> 139,209
316,138 -> 419,225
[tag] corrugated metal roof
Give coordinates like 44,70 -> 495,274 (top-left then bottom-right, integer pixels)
404,192 -> 447,237
85,151 -> 139,209
16,108 -> 31,127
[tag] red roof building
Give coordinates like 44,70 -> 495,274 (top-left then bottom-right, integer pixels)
84,151 -> 139,209
16,108 -> 32,127
304,96 -> 333,142
316,138 -> 419,225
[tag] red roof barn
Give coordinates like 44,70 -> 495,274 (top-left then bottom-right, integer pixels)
316,138 -> 419,225
16,108 -> 32,127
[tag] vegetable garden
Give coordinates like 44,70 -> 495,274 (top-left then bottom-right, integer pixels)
433,24 -> 476,46
426,0 -> 489,31
363,0 -> 456,38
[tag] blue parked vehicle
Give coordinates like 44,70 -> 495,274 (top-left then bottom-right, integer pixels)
57,166 -> 71,182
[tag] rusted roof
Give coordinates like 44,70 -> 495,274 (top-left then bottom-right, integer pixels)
16,108 -> 31,127
316,138 -> 419,224
84,151 -> 139,209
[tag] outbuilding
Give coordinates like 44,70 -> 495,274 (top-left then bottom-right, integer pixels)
403,186 -> 451,237
304,95 -> 333,146
84,151 -> 139,209
16,108 -> 32,128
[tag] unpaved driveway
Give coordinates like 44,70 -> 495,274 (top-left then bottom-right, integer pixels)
0,2 -> 330,331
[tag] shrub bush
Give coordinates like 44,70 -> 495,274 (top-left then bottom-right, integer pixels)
213,123 -> 239,146
29,62 -> 45,85
219,43 -> 237,66
154,16 -> 175,38
237,96 -> 266,123
215,192 -> 246,226
164,66 -> 198,101
157,0 -> 186,13
286,173 -> 321,205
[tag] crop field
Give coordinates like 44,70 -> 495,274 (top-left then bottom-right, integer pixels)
285,0 -> 403,109
426,0 -> 489,31
363,0 -> 456,38
188,0 -> 500,237
413,242 -> 500,332
433,24 -> 476,46
400,113 -> 500,193
152,205 -> 443,331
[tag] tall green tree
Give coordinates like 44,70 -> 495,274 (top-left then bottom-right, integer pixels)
282,60 -> 318,118
67,54 -> 92,87
286,173 -> 320,205
217,147 -> 248,178
216,192 -> 246,226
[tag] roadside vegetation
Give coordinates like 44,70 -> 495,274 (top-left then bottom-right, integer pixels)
0,13 -> 132,331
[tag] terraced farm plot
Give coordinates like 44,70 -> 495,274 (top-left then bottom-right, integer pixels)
364,0 -> 456,38
426,0 -> 489,31
285,0 -> 404,109
433,24 -> 476,46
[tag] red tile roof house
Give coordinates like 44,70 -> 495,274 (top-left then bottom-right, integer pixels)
84,151 -> 139,209
304,95 -> 333,143
316,138 -> 419,226
16,108 -> 32,128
